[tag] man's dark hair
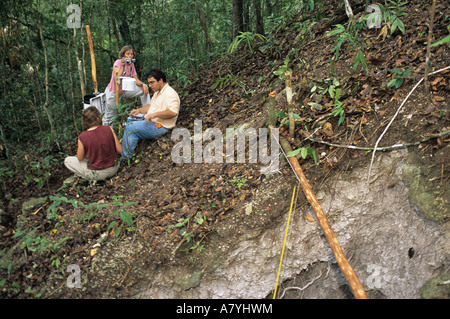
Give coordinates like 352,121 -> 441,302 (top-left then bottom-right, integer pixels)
146,69 -> 166,82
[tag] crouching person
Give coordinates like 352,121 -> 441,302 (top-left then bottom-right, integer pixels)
121,69 -> 180,159
65,106 -> 123,181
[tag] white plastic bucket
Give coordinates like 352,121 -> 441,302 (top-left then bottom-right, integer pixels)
120,77 -> 137,91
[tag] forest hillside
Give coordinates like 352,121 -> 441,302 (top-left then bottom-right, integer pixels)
0,0 -> 449,300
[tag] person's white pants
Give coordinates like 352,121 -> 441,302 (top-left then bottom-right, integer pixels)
64,157 -> 120,181
103,86 -> 151,126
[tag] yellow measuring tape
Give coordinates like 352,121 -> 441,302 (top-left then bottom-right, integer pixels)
273,185 -> 297,299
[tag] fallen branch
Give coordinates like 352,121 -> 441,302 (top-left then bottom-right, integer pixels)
112,266 -> 131,287
32,202 -> 49,215
306,129 -> 450,151
279,137 -> 368,299
368,65 -> 450,182
171,224 -> 201,256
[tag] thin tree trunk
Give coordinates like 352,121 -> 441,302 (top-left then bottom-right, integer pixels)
285,73 -> 294,138
108,0 -> 121,51
232,0 -> 244,38
112,17 -> 121,50
80,0 -> 87,91
265,0 -> 274,17
253,0 -> 265,35
67,37 -> 79,135
343,0 -> 354,23
424,0 -> 436,94
250,0 -> 264,35
195,0 -> 212,54
0,123 -> 10,161
268,91 -> 277,127
35,8 -> 61,150
73,26 -> 86,98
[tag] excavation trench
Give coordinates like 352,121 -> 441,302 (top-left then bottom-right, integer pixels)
129,146 -> 448,299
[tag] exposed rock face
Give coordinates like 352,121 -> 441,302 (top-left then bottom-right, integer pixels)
139,148 -> 448,299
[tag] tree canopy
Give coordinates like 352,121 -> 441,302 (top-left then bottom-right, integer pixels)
0,0 -> 295,159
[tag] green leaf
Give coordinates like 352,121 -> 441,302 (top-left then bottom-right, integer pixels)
430,34 -> 450,47
120,211 -> 133,226
288,147 -> 317,164
333,39 -> 344,59
276,111 -> 286,119
332,78 -> 340,87
353,50 -> 368,72
397,19 -> 405,33
395,78 -> 404,88
300,147 -> 308,159
107,221 -> 116,232
387,78 -> 397,88
327,24 -> 345,37
195,216 -> 204,225
391,20 -> 398,34
338,113 -> 345,126
175,218 -> 189,227
273,69 -> 284,76
328,85 -> 335,98
388,68 -> 401,74
391,18 -> 405,34
308,148 -> 318,165
287,148 -> 302,157
334,87 -> 341,101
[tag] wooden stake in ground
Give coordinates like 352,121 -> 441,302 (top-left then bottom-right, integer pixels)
85,25 -> 98,93
268,90 -> 277,127
115,69 -> 120,107
280,138 -> 368,299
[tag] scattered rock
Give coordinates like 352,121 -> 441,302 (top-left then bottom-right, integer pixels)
21,197 -> 47,214
176,270 -> 204,291
420,273 -> 450,299
63,176 -> 77,185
